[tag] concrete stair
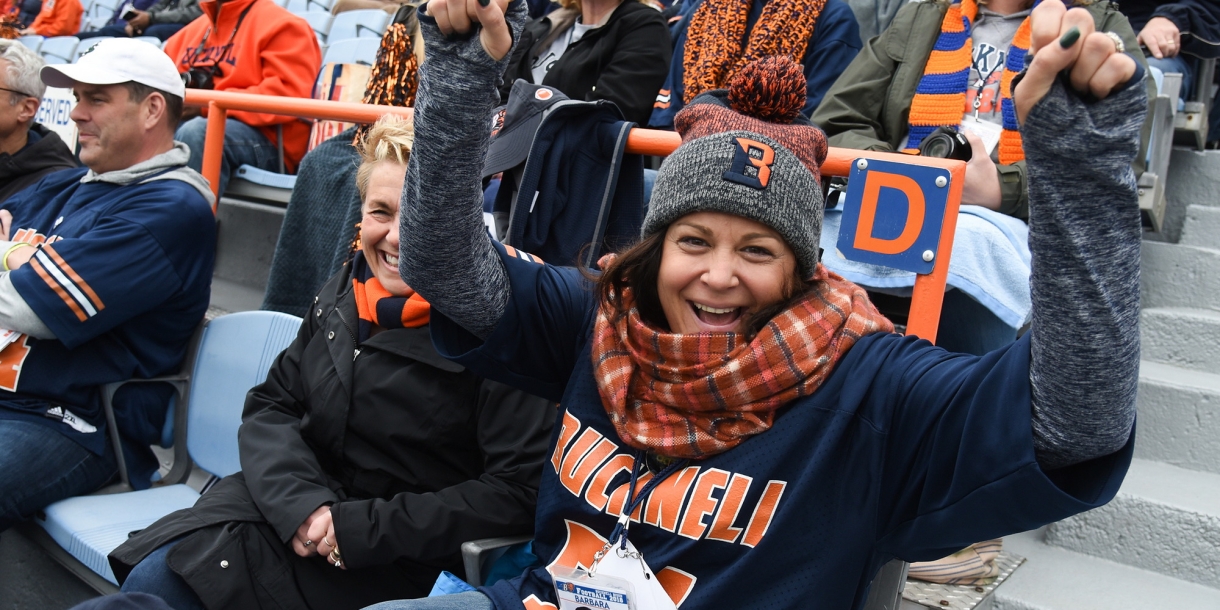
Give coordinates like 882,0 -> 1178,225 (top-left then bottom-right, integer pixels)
994,529 -> 1220,610
1140,307 -> 1220,373
1044,459 -> 1220,589
994,149 -> 1220,608
1134,362 -> 1220,475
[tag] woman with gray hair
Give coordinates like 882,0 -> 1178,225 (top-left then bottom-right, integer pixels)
0,39 -> 77,203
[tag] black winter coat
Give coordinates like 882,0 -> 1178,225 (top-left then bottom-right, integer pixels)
1121,0 -> 1220,58
109,262 -> 555,609
500,1 -> 672,125
0,125 -> 78,204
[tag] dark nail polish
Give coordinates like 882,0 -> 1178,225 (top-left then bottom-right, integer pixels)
1059,26 -> 1081,48
478,0 -> 489,7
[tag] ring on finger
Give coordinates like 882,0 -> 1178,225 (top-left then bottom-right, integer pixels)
303,539 -> 313,547
323,537 -> 334,548
329,548 -> 342,562
1103,31 -> 1125,53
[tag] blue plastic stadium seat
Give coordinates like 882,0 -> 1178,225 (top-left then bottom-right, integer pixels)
301,10 -> 333,39
234,164 -> 298,190
40,37 -> 81,64
36,311 -> 302,585
17,35 -> 44,53
285,0 -> 310,14
321,37 -> 379,65
328,9 -> 388,42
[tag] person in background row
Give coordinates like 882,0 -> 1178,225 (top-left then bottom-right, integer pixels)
498,0 -> 671,126
1119,0 -> 1219,146
0,40 -> 77,204
375,0 -> 1144,607
77,0 -> 156,39
163,0 -> 321,196
648,0 -> 862,128
79,0 -> 201,41
0,38 -> 215,533
17,0 -> 81,36
111,114 -> 555,610
810,0 -> 1149,356
16,0 -> 41,26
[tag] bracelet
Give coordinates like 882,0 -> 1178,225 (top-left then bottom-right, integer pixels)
3,243 -> 29,272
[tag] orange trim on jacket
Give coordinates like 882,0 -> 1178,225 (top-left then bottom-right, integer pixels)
162,0 -> 321,171
29,0 -> 83,36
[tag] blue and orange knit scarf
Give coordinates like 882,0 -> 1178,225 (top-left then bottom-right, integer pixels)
904,0 -> 1037,164
350,251 -> 430,343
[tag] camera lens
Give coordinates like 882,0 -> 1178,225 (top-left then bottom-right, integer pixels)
923,138 -> 952,159
918,127 -> 972,161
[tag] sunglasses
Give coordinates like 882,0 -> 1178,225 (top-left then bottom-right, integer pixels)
0,86 -> 34,98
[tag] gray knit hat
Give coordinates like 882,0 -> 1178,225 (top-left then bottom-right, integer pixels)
642,57 -> 828,278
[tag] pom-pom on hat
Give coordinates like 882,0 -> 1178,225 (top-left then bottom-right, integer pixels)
642,56 -> 829,278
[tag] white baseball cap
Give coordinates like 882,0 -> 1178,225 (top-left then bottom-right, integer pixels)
40,38 -> 186,98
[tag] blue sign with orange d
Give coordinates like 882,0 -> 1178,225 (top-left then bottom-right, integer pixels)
836,158 -> 951,275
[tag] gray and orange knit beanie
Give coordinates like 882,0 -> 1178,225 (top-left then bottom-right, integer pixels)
642,56 -> 829,278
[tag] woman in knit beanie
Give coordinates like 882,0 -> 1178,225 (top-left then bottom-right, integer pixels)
379,0 -> 1145,607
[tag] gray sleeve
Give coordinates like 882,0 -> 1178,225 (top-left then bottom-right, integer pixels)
149,0 -> 202,25
1022,77 -> 1146,470
0,272 -> 56,340
398,2 -> 528,339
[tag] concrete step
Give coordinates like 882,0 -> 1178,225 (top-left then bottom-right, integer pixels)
1140,307 -> 1220,373
1135,361 -> 1220,474
1140,240 -> 1220,311
1181,204 -> 1220,249
1041,459 -> 1220,589
995,527 -> 1220,610
1167,148 -> 1220,211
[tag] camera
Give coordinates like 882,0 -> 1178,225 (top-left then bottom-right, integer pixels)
181,66 -> 220,90
918,126 -> 973,161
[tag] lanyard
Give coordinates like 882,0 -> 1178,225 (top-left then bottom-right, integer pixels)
606,452 -> 689,551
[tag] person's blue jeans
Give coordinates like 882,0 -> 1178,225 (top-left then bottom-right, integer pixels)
121,538 -> 206,610
0,420 -> 116,531
176,117 -> 281,197
364,592 -> 493,610
78,22 -> 185,40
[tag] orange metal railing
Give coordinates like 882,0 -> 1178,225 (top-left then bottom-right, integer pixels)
185,91 -> 963,343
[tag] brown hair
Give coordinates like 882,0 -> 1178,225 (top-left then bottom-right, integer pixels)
592,228 -> 820,338
123,81 -> 184,131
355,114 -> 414,200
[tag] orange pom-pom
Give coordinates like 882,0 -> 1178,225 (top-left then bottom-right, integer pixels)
726,56 -> 806,124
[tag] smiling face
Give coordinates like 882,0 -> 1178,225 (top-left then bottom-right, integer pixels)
359,160 -> 411,297
657,211 -> 798,334
70,83 -> 158,174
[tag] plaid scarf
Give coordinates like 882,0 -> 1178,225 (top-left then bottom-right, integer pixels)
592,266 -> 893,459
904,0 -> 1035,164
350,251 -> 430,343
682,0 -> 827,104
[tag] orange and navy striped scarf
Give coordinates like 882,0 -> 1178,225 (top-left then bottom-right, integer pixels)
351,251 -> 430,343
682,0 -> 827,104
904,0 -> 1037,164
591,266 -> 893,459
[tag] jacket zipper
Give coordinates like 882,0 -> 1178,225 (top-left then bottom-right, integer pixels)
333,307 -> 361,361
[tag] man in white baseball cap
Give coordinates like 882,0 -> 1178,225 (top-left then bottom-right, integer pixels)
0,37 -> 217,530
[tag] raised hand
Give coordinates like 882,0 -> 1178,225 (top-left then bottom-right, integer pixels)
425,0 -> 514,60
1014,2 -> 1136,125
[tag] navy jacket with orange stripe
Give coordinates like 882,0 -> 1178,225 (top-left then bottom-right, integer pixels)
0,165 -> 216,489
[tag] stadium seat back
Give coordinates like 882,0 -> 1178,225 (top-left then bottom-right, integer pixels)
40,37 -> 81,64
186,311 -> 301,478
285,0 -> 310,14
16,35 -> 44,53
320,36 -> 379,65
301,10 -> 333,39
328,9 -> 388,41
